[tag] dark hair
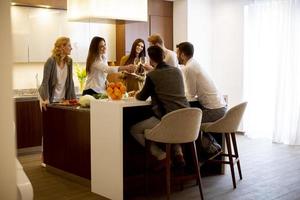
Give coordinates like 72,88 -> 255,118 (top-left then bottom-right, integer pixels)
125,38 -> 146,65
86,36 -> 105,74
147,46 -> 164,63
176,42 -> 194,58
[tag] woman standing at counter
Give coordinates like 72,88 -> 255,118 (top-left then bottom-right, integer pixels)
120,38 -> 146,66
83,36 -> 134,95
120,38 -> 147,92
38,36 -> 76,110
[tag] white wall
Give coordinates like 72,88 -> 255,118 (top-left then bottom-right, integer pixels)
0,1 -> 17,199
13,63 -> 82,90
174,0 -> 245,107
211,0 -> 246,106
173,0 -> 188,49
187,0 -> 213,72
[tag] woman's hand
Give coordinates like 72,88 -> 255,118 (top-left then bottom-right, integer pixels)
119,64 -> 135,73
41,99 -> 49,111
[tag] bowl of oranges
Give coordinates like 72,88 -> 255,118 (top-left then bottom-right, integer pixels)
106,81 -> 127,100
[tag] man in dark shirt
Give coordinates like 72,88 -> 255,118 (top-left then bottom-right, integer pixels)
130,45 -> 189,167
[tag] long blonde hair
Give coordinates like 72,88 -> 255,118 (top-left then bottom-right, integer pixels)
52,36 -> 71,64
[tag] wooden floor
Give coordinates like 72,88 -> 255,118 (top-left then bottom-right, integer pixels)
18,135 -> 300,200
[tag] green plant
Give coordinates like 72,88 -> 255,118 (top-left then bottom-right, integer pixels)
74,63 -> 87,92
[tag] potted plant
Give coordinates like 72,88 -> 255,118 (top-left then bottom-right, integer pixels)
74,63 -> 87,93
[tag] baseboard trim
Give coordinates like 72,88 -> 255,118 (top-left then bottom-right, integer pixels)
17,146 -> 42,156
46,165 -> 91,187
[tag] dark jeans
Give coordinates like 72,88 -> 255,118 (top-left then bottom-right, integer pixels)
82,89 -> 98,96
191,101 -> 227,123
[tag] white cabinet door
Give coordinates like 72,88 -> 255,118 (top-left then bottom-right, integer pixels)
28,8 -> 61,62
11,7 -> 116,63
60,12 -> 90,63
11,6 -> 30,62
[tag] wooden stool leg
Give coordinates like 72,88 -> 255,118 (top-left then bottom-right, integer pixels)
190,142 -> 204,200
225,134 -> 236,189
166,144 -> 171,200
231,133 -> 242,180
145,140 -> 150,195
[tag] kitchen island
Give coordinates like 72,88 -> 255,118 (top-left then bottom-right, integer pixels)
42,99 -> 224,200
43,104 -> 91,179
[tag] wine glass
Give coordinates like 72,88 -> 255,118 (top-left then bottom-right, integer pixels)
140,57 -> 147,66
133,57 -> 140,67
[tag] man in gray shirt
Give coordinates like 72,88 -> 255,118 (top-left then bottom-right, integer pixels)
130,45 -> 189,168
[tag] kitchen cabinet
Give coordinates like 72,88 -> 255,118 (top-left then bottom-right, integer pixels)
11,6 -> 30,62
28,8 -> 62,62
11,6 -> 116,63
116,0 -> 173,65
15,98 -> 42,149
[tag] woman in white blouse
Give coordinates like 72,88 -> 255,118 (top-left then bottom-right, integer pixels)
83,36 -> 134,95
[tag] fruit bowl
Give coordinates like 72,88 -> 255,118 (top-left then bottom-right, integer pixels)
106,82 -> 127,100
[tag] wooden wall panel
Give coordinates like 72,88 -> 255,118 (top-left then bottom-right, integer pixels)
149,15 -> 173,50
116,21 -> 126,66
148,0 -> 173,17
116,0 -> 174,64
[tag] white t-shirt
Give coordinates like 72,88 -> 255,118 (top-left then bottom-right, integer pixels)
164,49 -> 179,68
84,55 -> 118,93
52,63 -> 68,102
181,58 -> 226,109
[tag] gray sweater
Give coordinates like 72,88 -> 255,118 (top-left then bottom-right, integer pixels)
136,62 -> 189,119
38,56 -> 76,103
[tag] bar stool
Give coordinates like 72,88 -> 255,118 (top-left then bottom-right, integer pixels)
144,108 -> 204,200
201,102 -> 247,189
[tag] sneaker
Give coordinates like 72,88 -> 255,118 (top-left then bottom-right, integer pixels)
174,154 -> 186,168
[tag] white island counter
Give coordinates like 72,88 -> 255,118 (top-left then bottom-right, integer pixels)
90,98 -> 151,200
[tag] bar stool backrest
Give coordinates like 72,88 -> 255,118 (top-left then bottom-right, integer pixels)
145,108 -> 202,144
202,102 -> 247,133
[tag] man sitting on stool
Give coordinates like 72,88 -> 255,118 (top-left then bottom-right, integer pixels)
176,42 -> 227,155
130,45 -> 189,169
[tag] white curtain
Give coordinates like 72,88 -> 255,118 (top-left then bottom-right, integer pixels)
244,0 -> 300,145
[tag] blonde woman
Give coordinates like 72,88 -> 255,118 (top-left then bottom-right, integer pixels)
38,36 -> 76,110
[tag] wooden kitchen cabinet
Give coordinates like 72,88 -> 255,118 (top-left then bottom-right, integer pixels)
15,98 -> 42,149
116,0 -> 173,65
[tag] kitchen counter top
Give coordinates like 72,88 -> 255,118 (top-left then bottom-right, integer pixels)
14,96 -> 38,102
47,104 -> 90,112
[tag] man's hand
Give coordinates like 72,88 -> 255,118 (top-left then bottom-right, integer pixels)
127,90 -> 137,97
143,63 -> 154,71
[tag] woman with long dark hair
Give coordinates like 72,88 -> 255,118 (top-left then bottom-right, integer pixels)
120,38 -> 147,92
120,38 -> 146,66
83,36 -> 134,95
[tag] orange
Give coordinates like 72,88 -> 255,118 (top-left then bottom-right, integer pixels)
110,93 -> 117,100
108,82 -> 115,88
116,82 -> 123,88
120,85 -> 126,94
107,87 -> 113,95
